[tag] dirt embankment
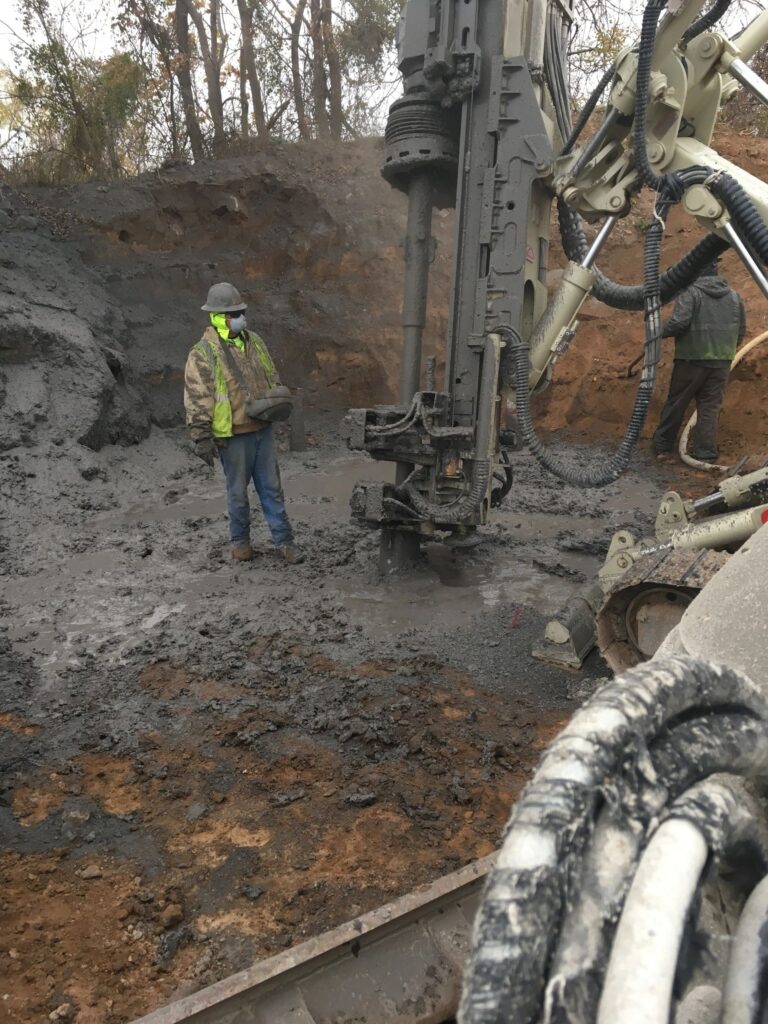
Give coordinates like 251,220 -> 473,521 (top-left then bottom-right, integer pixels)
18,139 -> 452,425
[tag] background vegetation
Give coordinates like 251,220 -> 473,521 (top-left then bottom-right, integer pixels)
0,0 -> 764,184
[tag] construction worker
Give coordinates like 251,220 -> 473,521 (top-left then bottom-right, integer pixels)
184,282 -> 303,563
652,260 -> 746,463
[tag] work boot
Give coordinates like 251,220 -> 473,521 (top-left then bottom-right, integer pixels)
279,544 -> 304,564
232,541 -> 254,562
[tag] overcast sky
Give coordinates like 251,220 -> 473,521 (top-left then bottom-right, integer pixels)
0,0 -> 120,65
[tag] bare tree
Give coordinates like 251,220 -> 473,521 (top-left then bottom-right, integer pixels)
236,0 -> 267,136
290,0 -> 310,139
173,0 -> 206,159
320,0 -> 342,138
183,0 -> 226,148
309,0 -> 329,137
119,0 -> 181,157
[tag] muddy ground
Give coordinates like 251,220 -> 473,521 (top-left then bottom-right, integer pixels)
0,405 -> 680,1024
3,122 -> 768,1023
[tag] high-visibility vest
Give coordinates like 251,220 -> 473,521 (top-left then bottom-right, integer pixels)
194,327 -> 279,438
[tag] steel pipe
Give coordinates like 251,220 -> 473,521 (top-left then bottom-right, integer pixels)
723,220 -> 768,301
400,171 -> 434,404
582,216 -> 618,269
728,56 -> 768,107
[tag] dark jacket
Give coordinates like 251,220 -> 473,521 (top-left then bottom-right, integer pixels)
662,276 -> 746,362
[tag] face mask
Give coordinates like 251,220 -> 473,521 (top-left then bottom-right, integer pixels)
228,314 -> 246,334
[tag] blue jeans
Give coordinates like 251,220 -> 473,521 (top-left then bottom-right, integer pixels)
218,427 -> 293,546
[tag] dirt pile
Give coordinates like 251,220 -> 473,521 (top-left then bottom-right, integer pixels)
9,125 -> 768,469
0,190 -> 150,455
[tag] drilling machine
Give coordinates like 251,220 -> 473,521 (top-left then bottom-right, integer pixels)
345,0 -> 768,599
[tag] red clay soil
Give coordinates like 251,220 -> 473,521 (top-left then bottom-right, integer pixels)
0,643 -> 565,1024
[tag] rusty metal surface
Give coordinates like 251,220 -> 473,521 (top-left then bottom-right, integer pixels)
596,548 -> 729,673
132,855 -> 494,1024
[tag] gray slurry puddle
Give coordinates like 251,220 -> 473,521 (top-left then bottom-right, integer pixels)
5,448 -> 655,673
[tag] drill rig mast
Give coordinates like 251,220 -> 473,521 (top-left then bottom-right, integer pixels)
346,0 -> 768,572
346,0 -> 565,567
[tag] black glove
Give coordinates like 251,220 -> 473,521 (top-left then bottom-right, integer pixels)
194,437 -> 217,467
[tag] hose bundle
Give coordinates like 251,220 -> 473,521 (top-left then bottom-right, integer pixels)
458,656 -> 768,1024
521,0 -> 768,487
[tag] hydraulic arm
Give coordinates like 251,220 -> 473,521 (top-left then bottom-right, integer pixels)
346,0 -> 768,567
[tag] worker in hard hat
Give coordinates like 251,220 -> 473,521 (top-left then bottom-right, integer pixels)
184,282 -> 303,563
653,261 -> 746,463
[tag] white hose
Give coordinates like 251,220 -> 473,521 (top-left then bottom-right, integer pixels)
720,873 -> 768,1024
597,817 -> 709,1024
678,330 -> 768,472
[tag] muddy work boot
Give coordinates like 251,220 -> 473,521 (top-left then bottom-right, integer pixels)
278,544 -> 304,565
232,541 -> 254,562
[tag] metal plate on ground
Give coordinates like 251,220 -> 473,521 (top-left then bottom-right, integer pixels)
132,855 -> 494,1024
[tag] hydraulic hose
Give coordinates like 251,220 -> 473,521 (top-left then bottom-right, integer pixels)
597,817 -> 709,1024
679,329 -> 768,470
561,64 -> 616,157
504,194 -> 668,487
721,874 -> 768,1024
542,708 -> 768,1023
458,656 -> 768,1024
401,460 -> 491,523
682,0 -> 733,44
545,7 -> 573,146
598,777 -> 765,1024
558,200 -> 730,310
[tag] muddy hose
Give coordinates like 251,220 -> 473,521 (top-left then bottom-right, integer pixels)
559,200 -> 730,310
597,777 -> 765,1024
721,874 -> 768,1024
679,330 -> 768,470
458,656 -> 768,1024
503,194 -> 667,487
544,709 -> 768,1022
401,460 -> 491,523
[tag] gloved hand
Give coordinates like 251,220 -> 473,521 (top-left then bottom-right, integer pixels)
194,437 -> 217,467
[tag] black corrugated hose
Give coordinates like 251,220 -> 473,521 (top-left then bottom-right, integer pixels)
558,199 -> 730,309
506,195 -> 670,487
402,461 -> 491,523
682,0 -> 733,43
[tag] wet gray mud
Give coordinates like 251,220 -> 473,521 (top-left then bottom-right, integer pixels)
0,412 -> 663,1022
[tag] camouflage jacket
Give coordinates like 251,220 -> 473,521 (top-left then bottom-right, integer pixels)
184,326 -> 280,441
